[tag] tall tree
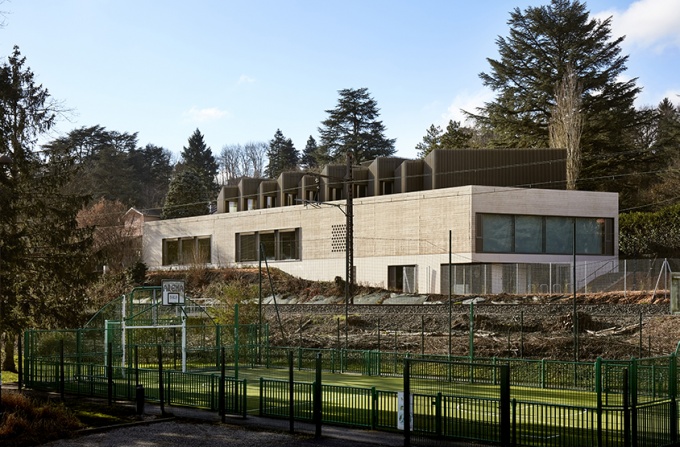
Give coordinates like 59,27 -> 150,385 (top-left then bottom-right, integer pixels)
44,126 -> 172,209
300,135 -> 324,170
177,128 -> 219,195
77,198 -> 139,272
265,129 -> 299,178
318,88 -> 396,165
415,124 -> 443,158
0,47 -> 94,370
132,144 -> 173,209
549,67 -> 583,190
473,0 -> 640,191
439,120 -> 473,150
415,121 -> 473,158
218,141 -> 268,185
635,99 -> 680,209
162,168 -> 211,219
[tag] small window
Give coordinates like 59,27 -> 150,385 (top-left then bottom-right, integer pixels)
388,265 -> 416,293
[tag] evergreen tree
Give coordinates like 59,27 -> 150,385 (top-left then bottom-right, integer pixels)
0,48 -> 94,370
162,168 -> 211,219
300,135 -> 323,170
44,126 -> 172,209
439,120 -> 473,150
265,129 -> 299,178
177,128 -> 219,195
318,88 -> 396,165
134,144 -> 173,209
473,0 -> 640,190
415,124 -> 443,158
635,99 -> 680,208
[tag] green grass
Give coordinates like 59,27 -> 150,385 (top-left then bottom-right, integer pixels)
1,370 -> 19,384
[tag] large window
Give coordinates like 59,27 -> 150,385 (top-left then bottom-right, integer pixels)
162,236 -> 211,265
236,228 -> 301,262
476,214 -> 614,255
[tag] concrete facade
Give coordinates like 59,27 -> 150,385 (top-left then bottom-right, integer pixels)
143,185 -> 618,295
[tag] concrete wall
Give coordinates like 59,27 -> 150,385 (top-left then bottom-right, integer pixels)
143,185 -> 618,294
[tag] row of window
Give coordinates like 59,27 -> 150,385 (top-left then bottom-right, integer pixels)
161,214 -> 613,267
236,229 -> 300,262
162,236 -> 211,266
476,214 -> 614,255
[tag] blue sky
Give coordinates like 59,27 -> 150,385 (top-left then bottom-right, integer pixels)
3,0 -> 679,162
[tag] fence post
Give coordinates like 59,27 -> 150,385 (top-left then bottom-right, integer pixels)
134,346 -> 139,387
107,341 -> 113,406
670,353 -> 677,445
314,352 -> 322,439
18,332 -> 22,392
595,357 -> 603,447
404,358 -> 411,447
219,347 -> 225,422
500,364 -> 511,447
158,345 -> 165,416
623,367 -> 630,447
60,339 -> 65,401
631,358 -> 638,447
288,350 -> 294,434
435,392 -> 442,438
371,386 -> 377,430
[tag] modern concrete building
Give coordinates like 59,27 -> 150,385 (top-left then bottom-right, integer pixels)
142,149 -> 619,295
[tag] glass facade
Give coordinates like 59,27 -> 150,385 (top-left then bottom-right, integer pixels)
477,214 -> 614,255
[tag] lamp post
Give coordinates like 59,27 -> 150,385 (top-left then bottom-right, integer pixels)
0,154 -> 12,409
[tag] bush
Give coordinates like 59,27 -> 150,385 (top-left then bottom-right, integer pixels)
0,393 -> 82,446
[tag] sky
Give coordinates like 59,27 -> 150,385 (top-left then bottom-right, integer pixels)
2,0 -> 679,162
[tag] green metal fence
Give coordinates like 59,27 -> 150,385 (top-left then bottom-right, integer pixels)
21,324 -> 680,447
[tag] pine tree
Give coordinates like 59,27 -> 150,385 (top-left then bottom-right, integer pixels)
162,168 -> 211,219
300,135 -> 323,170
473,0 -> 640,189
0,48 -> 95,371
439,120 -> 473,150
318,88 -> 396,164
415,124 -> 443,158
265,129 -> 299,178
177,128 -> 219,195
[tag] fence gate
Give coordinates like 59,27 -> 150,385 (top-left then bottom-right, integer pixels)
404,358 -> 510,446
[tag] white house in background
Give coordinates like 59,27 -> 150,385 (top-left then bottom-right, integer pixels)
142,149 -> 619,295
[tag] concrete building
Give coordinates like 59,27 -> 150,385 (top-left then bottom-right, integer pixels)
142,149 -> 618,295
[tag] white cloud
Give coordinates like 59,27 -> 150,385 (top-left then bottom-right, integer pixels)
183,107 -> 229,123
237,74 -> 256,84
596,0 -> 680,51
442,87 -> 494,127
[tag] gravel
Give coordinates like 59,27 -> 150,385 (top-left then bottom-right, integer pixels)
42,419 -> 379,447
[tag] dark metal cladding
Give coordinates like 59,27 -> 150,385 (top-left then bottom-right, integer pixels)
424,148 -> 566,190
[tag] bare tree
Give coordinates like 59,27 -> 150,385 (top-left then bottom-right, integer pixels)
549,67 -> 583,190
218,144 -> 245,185
218,141 -> 268,184
244,141 -> 267,178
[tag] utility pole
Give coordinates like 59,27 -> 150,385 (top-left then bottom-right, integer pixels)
345,152 -> 354,349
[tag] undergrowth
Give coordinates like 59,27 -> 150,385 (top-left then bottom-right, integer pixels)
0,393 -> 83,446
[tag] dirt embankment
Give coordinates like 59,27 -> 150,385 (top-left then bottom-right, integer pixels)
261,291 -> 677,361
